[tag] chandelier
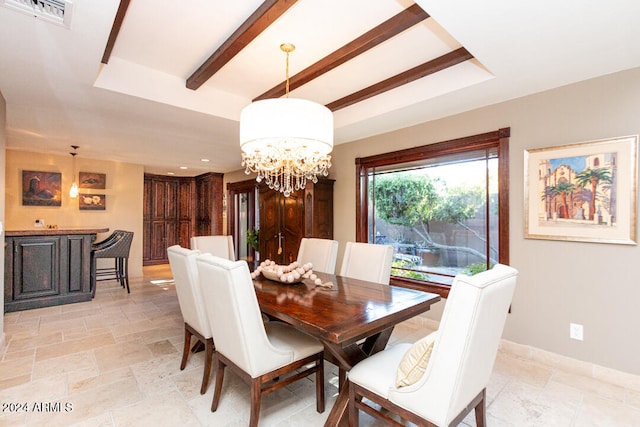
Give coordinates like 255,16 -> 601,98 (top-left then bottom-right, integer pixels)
240,43 -> 333,197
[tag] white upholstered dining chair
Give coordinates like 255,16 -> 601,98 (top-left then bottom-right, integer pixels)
339,241 -> 394,285
195,253 -> 325,427
347,264 -> 518,427
190,235 -> 235,260
296,237 -> 339,274
166,245 -> 214,394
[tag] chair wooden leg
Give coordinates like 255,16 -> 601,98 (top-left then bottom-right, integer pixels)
474,388 -> 487,427
249,378 -> 262,427
211,358 -> 225,412
200,338 -> 214,394
316,358 -> 325,413
348,381 -> 359,426
180,326 -> 192,370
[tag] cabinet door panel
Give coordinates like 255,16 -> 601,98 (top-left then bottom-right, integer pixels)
178,221 -> 191,248
143,178 -> 152,220
165,222 -> 179,249
282,192 -> 304,264
178,180 -> 193,220
151,222 -> 167,259
152,180 -> 166,220
260,189 -> 281,262
164,181 -> 178,220
14,238 -> 59,299
143,219 -> 151,262
67,235 -> 87,293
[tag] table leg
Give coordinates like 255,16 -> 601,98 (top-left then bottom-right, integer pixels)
322,327 -> 395,426
324,379 -> 350,427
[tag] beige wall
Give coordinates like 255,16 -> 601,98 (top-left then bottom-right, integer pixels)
329,67 -> 640,375
224,67 -> 640,375
0,92 -> 6,347
4,150 -> 145,278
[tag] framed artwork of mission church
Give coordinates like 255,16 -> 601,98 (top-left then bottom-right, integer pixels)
524,135 -> 637,245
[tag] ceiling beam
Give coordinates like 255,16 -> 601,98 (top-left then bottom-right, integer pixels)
253,3 -> 429,101
101,0 -> 131,64
326,47 -> 474,112
186,0 -> 298,90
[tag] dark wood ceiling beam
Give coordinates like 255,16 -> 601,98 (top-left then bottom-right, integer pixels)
326,47 -> 473,112
253,3 -> 429,101
101,0 -> 131,64
186,0 -> 298,90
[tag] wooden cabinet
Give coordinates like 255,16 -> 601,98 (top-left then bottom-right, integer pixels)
144,175 -> 181,264
4,229 -> 105,312
259,179 -> 334,264
144,173 -> 223,265
178,179 -> 195,248
195,172 -> 223,236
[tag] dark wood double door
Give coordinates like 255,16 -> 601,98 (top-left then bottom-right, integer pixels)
259,179 -> 334,265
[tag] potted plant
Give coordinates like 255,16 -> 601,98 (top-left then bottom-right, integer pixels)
247,227 -> 260,253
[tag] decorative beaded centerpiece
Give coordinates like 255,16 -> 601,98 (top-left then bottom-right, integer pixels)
251,259 -> 323,285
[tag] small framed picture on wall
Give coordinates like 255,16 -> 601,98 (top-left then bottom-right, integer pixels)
79,172 -> 106,189
79,194 -> 106,210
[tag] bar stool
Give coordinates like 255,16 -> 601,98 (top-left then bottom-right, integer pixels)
91,230 -> 134,296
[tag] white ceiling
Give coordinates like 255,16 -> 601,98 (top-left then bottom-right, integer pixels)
1,0 -> 640,177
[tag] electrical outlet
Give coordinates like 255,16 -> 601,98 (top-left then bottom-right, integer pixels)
570,323 -> 584,341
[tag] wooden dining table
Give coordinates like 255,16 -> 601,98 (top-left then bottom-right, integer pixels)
253,271 -> 441,426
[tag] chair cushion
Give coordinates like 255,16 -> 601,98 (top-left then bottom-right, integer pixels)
349,343 -> 411,397
265,321 -> 324,361
396,331 -> 438,388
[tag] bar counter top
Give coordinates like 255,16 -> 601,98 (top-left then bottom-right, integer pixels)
5,228 -> 109,236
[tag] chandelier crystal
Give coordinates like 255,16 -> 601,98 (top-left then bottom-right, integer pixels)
240,43 -> 333,197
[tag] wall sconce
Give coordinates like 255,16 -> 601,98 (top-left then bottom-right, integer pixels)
69,145 -> 79,198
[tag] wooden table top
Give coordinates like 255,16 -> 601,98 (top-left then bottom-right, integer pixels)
253,271 -> 441,346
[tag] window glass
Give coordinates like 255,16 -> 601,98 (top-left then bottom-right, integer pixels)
356,129 -> 509,295
369,149 -> 498,286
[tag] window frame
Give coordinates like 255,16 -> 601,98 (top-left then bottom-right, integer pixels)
226,179 -> 259,262
355,128 -> 511,298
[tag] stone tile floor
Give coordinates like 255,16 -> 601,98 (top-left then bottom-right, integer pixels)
1,265 -> 639,426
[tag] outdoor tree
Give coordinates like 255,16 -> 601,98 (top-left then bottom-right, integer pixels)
373,173 -> 490,262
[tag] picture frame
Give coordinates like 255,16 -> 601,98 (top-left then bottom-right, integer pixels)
79,194 -> 106,210
524,135 -> 638,245
22,170 -> 62,206
79,172 -> 106,189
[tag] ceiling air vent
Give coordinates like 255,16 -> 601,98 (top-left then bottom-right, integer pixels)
1,0 -> 73,28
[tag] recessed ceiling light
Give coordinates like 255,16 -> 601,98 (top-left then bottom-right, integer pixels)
179,166 -> 188,170
167,172 -> 175,175
201,158 -> 210,162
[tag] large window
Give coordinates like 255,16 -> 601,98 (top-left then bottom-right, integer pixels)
356,128 -> 510,297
